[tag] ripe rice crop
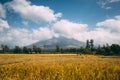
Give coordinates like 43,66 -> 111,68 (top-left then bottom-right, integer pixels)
0,54 -> 120,80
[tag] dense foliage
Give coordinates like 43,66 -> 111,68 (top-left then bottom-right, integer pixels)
0,40 -> 120,55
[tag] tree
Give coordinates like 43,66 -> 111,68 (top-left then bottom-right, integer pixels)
83,48 -> 91,54
60,48 -> 64,53
85,39 -> 94,54
14,46 -> 22,53
28,48 -> 32,54
86,40 -> 90,49
4,45 -> 10,52
1,44 -> 5,53
56,45 -> 60,52
104,44 -> 111,55
37,47 -> 41,53
23,47 -> 29,53
33,45 -> 38,53
96,45 -> 101,54
96,45 -> 106,55
0,45 -> 10,53
90,39 -> 94,50
111,44 -> 120,54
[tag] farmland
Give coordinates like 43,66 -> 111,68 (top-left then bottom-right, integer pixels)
0,54 -> 120,80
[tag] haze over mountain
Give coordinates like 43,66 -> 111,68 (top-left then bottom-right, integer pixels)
28,36 -> 85,49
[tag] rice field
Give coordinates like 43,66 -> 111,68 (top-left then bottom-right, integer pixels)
0,54 -> 120,80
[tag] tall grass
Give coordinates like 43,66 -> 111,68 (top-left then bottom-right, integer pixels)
0,54 -> 120,80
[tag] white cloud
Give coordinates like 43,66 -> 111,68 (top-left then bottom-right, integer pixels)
0,3 -> 6,18
97,1 -> 111,9
96,15 -> 120,33
0,16 -> 120,47
89,28 -> 119,45
97,0 -> 120,9
22,21 -> 28,26
0,19 -> 10,32
115,16 -> 120,20
6,0 -> 62,22
53,19 -> 88,38
0,28 -> 32,46
32,27 -> 54,41
52,18 -> 120,45
95,15 -> 120,44
0,27 -> 55,47
0,19 -> 88,47
107,0 -> 120,3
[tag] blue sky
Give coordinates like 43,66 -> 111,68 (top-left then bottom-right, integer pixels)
2,0 -> 120,28
0,0 -> 120,47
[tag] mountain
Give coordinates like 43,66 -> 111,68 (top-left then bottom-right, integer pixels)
28,36 -> 86,49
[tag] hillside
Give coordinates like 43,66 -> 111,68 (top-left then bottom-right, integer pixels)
28,36 -> 85,49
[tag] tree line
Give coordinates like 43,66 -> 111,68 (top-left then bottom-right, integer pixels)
83,39 -> 120,55
0,45 -> 42,54
0,40 -> 120,55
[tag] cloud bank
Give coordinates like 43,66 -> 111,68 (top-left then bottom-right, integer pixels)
0,19 -> 10,32
52,20 -> 88,38
0,3 -> 10,32
0,3 -> 6,18
6,0 -> 62,22
1,16 -> 120,47
0,0 -> 120,47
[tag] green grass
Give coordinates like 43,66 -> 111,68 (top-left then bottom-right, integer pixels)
0,54 -> 120,80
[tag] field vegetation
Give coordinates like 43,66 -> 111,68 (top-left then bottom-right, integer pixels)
0,54 -> 120,80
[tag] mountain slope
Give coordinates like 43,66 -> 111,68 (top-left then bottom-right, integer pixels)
28,36 -> 85,49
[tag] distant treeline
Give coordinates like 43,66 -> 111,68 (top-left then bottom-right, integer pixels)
0,39 -> 120,55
